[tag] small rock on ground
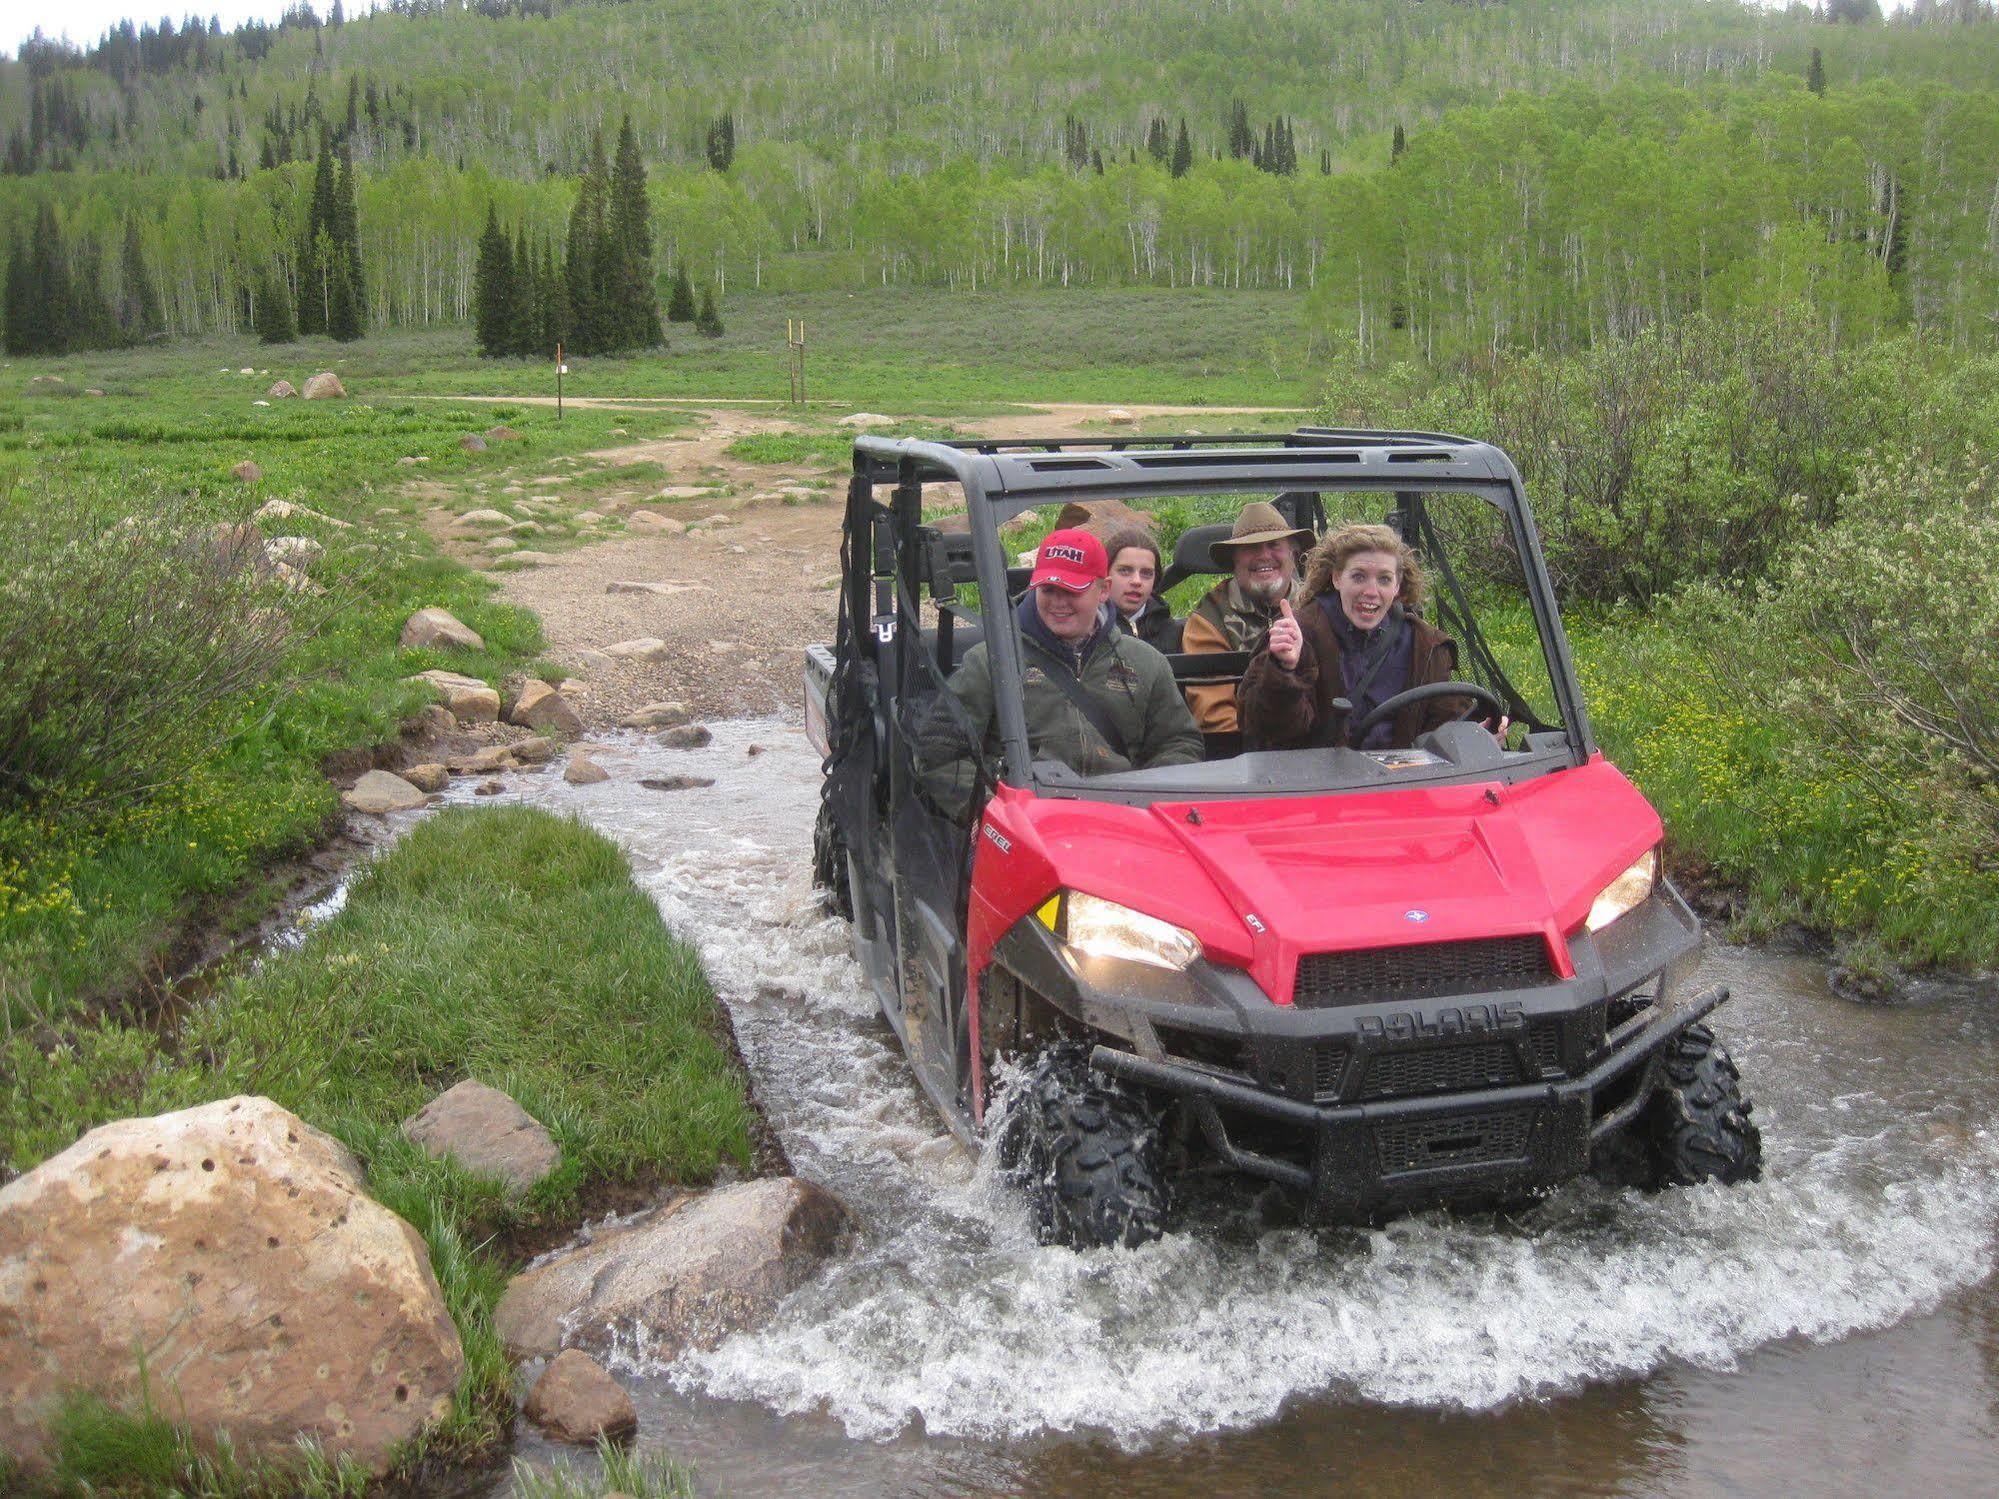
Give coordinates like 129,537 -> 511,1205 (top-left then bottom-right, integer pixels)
401,1079 -> 560,1192
401,607 -> 485,652
403,763 -> 449,793
460,433 -> 488,452
511,680 -> 583,738
476,779 -> 505,795
660,724 -> 712,749
523,1350 -> 637,1445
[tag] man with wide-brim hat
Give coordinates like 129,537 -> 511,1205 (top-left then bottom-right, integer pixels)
918,527 -> 1202,818
1180,500 -> 1312,735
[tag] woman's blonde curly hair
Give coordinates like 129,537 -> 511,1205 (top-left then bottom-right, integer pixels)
1302,522 -> 1425,612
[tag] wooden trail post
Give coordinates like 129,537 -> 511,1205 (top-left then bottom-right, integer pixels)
555,343 -> 566,422
787,318 -> 806,407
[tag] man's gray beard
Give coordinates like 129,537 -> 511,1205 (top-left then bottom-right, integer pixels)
1240,571 -> 1293,605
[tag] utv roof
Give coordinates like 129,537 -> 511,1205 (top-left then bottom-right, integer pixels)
852,427 -> 1523,503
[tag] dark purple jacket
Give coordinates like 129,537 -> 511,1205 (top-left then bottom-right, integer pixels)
1239,599 -> 1467,750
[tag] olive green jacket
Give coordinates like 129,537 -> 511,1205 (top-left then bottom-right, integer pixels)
920,619 -> 1203,818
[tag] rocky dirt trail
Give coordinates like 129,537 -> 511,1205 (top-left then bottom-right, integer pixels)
419,401 -> 1306,728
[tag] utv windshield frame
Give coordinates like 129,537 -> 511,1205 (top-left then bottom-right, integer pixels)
851,429 -> 1595,800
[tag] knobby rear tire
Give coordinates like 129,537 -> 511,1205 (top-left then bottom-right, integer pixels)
998,1042 -> 1169,1250
812,799 -> 853,923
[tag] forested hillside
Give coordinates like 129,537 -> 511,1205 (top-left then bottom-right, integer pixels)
2,0 -> 1996,353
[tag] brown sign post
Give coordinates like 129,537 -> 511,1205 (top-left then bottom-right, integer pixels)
555,343 -> 565,422
787,319 -> 806,406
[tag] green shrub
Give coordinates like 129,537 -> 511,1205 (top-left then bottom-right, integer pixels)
0,482 -> 304,810
1686,453 -> 1999,879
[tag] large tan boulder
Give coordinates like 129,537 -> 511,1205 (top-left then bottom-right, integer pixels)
267,379 -> 297,399
510,681 -> 583,738
492,1178 -> 852,1362
401,608 -> 484,652
523,1350 -> 635,1446
341,770 -> 428,815
0,1097 -> 463,1477
302,372 -> 345,400
452,509 -> 512,530
402,1081 -> 559,1192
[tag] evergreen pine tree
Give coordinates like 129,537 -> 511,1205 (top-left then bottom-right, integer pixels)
333,135 -> 364,322
1227,98 -> 1253,159
326,248 -> 361,342
23,204 -> 71,354
1808,48 -> 1828,95
1170,119 -> 1192,179
1321,147 -> 1332,175
695,285 -> 723,337
564,131 -> 610,353
255,268 -> 297,343
297,128 -> 337,332
473,205 -> 513,356
1391,122 -> 1407,164
510,226 -> 544,356
667,266 -> 697,323
118,215 -> 162,339
3,240 -> 36,356
543,239 -> 571,355
705,112 -> 735,172
1146,117 -> 1168,164
609,114 -> 662,348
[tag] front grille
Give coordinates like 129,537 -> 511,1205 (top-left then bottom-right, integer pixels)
1376,1108 -> 1535,1175
1529,1022 -> 1563,1076
1362,1042 -> 1522,1099
1294,936 -> 1552,1008
1313,1043 -> 1350,1100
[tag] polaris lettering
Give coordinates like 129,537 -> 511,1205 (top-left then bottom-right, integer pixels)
1353,1001 -> 1526,1043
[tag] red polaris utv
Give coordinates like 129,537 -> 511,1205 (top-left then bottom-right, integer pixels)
805,428 -> 1760,1248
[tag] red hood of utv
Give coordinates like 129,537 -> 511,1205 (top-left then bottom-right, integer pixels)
970,757 -> 1662,1007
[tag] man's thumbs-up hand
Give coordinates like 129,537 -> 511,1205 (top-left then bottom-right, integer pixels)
1269,598 -> 1303,670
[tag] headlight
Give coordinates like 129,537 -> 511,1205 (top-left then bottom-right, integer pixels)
1060,892 -> 1202,971
1586,848 -> 1659,932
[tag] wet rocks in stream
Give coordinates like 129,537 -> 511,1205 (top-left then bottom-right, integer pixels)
658,724 -> 713,749
491,1178 -> 853,1362
341,769 -> 428,815
0,1096 -> 463,1478
523,1350 -> 637,1445
641,774 -> 715,793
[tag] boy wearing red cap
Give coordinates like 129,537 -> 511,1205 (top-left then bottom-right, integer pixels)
920,528 -> 1202,817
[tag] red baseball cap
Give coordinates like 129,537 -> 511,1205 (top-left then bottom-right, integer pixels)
1029,528 -> 1108,592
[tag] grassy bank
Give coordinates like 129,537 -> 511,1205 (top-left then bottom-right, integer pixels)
2,806 -> 754,1490
0,343 -> 694,1020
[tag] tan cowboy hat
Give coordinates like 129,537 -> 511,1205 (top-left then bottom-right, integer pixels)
1210,501 -> 1313,569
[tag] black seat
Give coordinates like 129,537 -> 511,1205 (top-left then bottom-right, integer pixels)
1161,523 -> 1235,593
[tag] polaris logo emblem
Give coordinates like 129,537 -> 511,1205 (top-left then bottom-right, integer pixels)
1404,909 -> 1431,924
981,823 -> 1012,855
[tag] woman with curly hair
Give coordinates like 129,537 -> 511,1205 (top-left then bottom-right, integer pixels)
1238,522 -> 1498,752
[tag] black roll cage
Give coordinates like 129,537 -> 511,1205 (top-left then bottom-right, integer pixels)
848,427 -> 1595,796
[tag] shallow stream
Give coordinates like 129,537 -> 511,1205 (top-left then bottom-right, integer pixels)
363,720 -> 1999,1497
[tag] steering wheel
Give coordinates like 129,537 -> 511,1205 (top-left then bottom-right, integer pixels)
1349,681 -> 1507,743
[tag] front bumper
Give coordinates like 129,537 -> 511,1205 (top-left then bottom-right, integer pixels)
1091,983 -> 1724,1219
989,881 -> 1713,1220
